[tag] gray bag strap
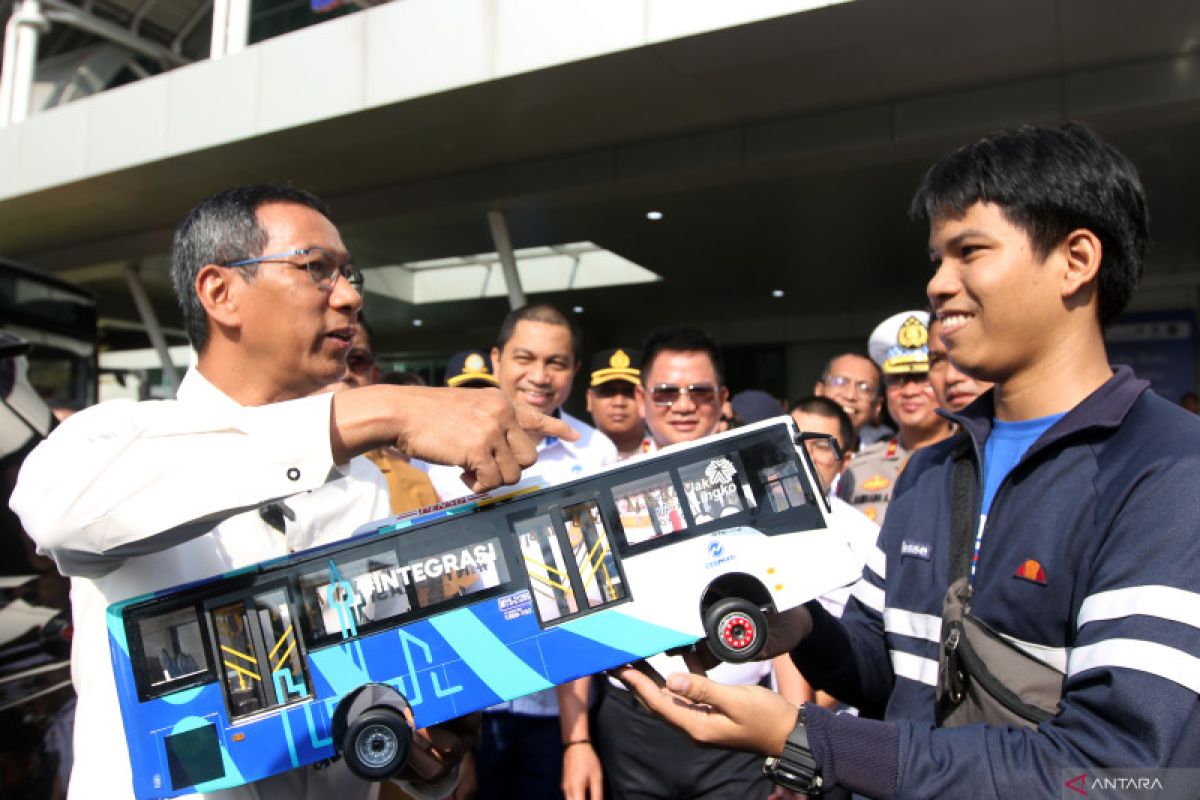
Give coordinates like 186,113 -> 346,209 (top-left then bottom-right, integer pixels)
937,434 -> 1060,727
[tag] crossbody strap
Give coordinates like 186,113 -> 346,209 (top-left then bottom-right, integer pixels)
947,436 -> 977,584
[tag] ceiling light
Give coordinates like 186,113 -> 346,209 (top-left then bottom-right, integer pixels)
772,289 -> 785,298
645,211 -> 663,221
572,306 -> 584,313
412,319 -> 423,327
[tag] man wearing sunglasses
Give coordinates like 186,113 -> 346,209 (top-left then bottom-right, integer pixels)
11,185 -> 574,800
592,325 -> 780,800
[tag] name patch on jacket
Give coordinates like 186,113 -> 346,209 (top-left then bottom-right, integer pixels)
900,540 -> 932,561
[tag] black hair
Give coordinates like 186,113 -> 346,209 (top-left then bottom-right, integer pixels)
640,325 -> 724,386
789,395 -> 856,453
171,184 -> 331,353
820,352 -> 882,398
495,304 -> 581,363
910,122 -> 1149,327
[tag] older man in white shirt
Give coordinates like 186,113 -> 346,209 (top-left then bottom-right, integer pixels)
10,186 -> 572,800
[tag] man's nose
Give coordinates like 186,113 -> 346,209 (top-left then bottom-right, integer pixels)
330,272 -> 363,313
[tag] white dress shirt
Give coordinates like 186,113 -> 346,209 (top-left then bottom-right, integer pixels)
10,369 -> 403,800
426,410 -> 618,715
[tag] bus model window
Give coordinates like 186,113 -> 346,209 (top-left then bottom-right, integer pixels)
561,500 -> 625,609
252,588 -> 307,705
212,601 -> 269,717
298,550 -> 411,640
737,438 -> 811,512
516,515 -> 578,622
678,457 -> 746,524
611,472 -> 687,546
407,537 -> 509,608
134,606 -> 208,689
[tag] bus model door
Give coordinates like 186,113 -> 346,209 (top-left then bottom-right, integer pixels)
209,584 -> 311,719
515,497 -> 628,626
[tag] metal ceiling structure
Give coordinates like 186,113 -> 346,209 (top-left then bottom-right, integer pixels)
2,0 -> 1200,398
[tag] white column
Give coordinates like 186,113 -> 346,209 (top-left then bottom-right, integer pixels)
0,0 -> 49,127
209,0 -> 250,59
124,264 -> 181,394
487,209 -> 527,310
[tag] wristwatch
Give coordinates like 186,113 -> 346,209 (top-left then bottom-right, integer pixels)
762,705 -> 823,795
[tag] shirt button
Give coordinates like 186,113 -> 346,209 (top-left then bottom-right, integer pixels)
287,467 -> 301,481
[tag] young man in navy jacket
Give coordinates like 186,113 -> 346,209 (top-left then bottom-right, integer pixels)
617,123 -> 1200,798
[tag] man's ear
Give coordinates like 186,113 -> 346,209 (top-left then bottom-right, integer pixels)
1060,228 -> 1103,304
490,346 -> 503,370
195,264 -> 241,330
585,389 -> 595,414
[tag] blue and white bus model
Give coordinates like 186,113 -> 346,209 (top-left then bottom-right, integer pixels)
107,417 -> 863,798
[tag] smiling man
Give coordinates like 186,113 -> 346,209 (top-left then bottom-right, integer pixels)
926,314 -> 992,413
615,124 -> 1200,799
428,304 -> 615,800
837,311 -> 953,524
11,186 -> 574,800
814,353 -> 884,445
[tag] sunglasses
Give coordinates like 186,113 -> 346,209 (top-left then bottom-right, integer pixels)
650,382 -> 719,407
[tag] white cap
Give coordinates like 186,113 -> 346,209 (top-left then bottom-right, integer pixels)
868,311 -> 930,375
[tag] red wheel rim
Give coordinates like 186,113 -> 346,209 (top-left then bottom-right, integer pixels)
720,613 -> 756,650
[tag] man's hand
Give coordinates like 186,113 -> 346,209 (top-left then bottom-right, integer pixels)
330,386 -> 577,492
610,661 -> 797,756
400,712 -> 482,786
561,740 -> 603,800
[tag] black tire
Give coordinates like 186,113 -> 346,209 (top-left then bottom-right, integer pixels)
704,597 -> 768,663
342,706 -> 413,780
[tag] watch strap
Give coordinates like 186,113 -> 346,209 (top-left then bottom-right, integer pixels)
762,705 -> 823,795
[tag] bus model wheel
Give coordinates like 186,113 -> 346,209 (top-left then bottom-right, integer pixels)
704,598 -> 768,663
343,707 -> 413,780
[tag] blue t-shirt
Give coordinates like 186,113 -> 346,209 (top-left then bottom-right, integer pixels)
972,412 -> 1065,579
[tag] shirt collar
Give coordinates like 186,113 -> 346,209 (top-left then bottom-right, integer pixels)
943,364 -> 1149,455
176,368 -> 244,410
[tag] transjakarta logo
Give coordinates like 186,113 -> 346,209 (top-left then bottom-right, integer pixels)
704,539 -> 734,569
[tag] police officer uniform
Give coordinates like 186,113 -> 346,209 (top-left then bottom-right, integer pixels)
837,311 -> 930,524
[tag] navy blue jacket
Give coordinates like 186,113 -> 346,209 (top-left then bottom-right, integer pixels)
794,367 -> 1200,798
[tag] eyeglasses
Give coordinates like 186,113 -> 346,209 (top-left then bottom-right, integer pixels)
346,350 -> 375,373
222,246 -> 363,292
650,382 -> 718,407
591,381 -> 637,399
804,437 -> 841,464
824,374 -> 877,398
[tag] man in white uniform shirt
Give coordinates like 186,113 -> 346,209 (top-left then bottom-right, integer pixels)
9,186 -> 573,800
428,305 -> 616,800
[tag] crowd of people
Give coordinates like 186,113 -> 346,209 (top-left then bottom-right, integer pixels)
3,120 -> 1200,800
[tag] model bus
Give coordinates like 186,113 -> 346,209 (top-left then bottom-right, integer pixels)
107,417 -> 863,798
